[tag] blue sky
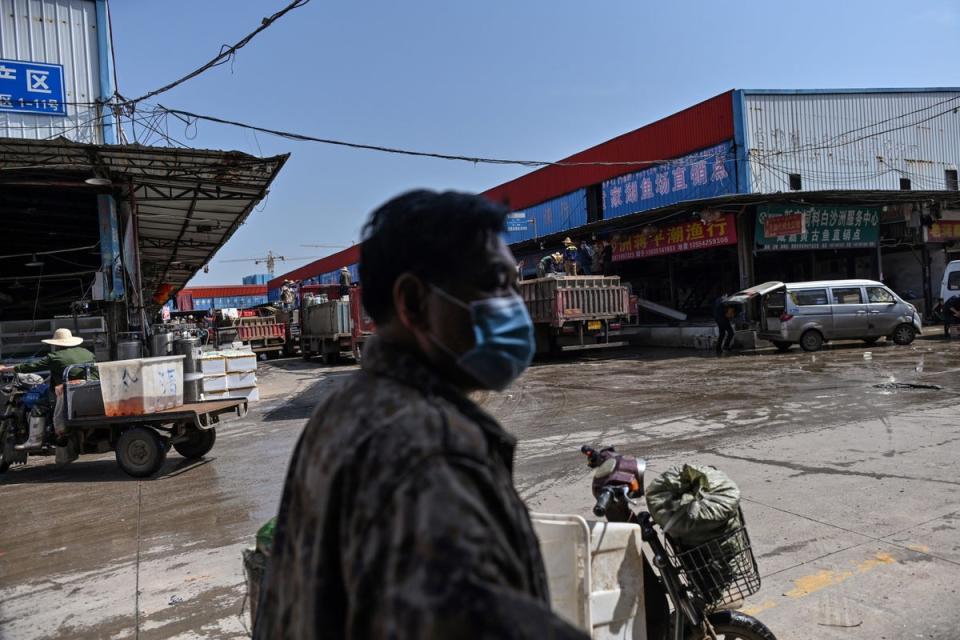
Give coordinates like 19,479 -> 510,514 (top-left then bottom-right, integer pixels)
109,0 -> 960,285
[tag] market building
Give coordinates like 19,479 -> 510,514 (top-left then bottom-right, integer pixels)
486,88 -> 960,320
0,0 -> 287,360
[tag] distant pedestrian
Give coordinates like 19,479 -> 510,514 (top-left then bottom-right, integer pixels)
516,259 -> 525,282
601,240 -> 613,276
591,240 -> 603,274
944,294 -> 960,335
562,237 -> 578,275
339,266 -> 351,297
713,294 -> 736,354
577,240 -> 593,275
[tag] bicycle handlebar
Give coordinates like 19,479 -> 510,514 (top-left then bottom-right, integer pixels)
593,486 -> 615,517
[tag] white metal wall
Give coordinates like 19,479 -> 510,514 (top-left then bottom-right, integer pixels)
0,0 -> 103,143
743,91 -> 960,194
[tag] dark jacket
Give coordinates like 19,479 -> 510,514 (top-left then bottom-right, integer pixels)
255,336 -> 587,640
713,296 -> 731,323
15,346 -> 95,388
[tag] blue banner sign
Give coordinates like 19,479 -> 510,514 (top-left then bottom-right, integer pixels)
601,142 -> 736,220
0,59 -> 66,116
504,189 -> 587,244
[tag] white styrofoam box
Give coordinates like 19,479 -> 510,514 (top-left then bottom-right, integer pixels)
230,386 -> 260,402
203,389 -> 231,400
98,356 -> 185,416
227,371 -> 257,388
200,354 -> 226,375
203,374 -> 228,393
224,351 -> 257,372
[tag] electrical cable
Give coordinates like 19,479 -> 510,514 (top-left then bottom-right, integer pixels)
156,105 -> 736,170
122,0 -> 311,106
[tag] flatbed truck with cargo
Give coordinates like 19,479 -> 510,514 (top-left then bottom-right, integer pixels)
520,275 -> 630,356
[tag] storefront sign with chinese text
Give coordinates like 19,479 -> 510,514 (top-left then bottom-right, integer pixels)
601,142 -> 737,220
928,220 -> 960,242
612,213 -> 738,262
763,212 -> 804,238
755,205 -> 879,251
0,58 -> 66,115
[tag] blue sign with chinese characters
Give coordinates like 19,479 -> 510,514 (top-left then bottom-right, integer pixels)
504,189 -> 588,244
0,58 -> 66,116
601,142 -> 737,220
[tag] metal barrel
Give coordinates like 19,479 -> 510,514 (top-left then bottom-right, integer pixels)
174,336 -> 203,403
117,340 -> 142,360
150,332 -> 174,357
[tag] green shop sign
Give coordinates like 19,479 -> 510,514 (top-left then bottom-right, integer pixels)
755,205 -> 880,251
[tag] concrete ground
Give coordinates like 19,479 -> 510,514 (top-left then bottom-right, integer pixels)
1,333 -> 959,639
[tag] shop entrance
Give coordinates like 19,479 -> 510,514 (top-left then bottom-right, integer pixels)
611,246 -> 740,320
754,248 -> 876,285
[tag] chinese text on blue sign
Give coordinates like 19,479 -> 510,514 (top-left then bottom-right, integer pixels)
0,59 -> 66,116
601,142 -> 737,220
503,189 -> 588,244
755,205 -> 880,251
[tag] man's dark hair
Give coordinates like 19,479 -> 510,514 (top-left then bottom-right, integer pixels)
360,190 -> 508,323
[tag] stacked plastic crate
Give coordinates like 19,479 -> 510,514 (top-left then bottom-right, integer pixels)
200,349 -> 260,401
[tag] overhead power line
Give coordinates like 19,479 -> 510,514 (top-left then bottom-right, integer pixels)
122,0 -> 311,106
156,105 -> 724,169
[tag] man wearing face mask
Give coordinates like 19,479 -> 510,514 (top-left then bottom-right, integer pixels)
256,190 -> 587,640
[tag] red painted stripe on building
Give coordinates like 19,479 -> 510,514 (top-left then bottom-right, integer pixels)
482,91 -> 734,211
269,244 -> 361,290
178,285 -> 268,297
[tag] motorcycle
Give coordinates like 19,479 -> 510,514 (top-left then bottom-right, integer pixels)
581,444 -> 776,640
0,371 -> 52,472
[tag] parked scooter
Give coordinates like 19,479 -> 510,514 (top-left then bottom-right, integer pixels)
581,444 -> 777,640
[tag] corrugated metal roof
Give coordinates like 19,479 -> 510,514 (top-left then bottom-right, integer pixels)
270,244 -> 360,290
482,91 -> 735,211
743,90 -> 960,193
0,137 -> 289,305
0,0 -> 105,143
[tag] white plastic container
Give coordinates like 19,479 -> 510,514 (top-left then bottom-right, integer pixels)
202,374 -> 228,393
224,351 -> 257,372
200,353 -> 226,375
230,386 -> 260,402
97,356 -> 185,417
227,371 -> 257,388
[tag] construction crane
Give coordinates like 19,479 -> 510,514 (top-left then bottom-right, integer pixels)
219,250 -> 316,278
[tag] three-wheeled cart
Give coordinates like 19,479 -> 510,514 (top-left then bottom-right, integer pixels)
62,364 -> 247,477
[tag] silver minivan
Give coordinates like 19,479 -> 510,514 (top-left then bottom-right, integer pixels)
731,279 -> 922,352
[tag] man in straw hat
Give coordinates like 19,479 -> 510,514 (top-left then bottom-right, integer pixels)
561,237 -> 578,276
0,328 -> 95,448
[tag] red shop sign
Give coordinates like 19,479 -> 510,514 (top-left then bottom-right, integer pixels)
612,213 -> 738,262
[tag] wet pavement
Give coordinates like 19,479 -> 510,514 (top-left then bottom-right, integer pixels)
2,334 -> 959,639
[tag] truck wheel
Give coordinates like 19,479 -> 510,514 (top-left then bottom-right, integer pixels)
771,340 -> 792,352
173,428 -> 216,459
116,426 -> 166,478
892,323 -> 916,345
799,330 -> 823,352
323,351 -> 340,365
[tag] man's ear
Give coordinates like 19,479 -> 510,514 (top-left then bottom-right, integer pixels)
393,273 -> 429,331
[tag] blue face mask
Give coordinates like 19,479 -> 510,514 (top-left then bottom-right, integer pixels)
430,286 -> 535,391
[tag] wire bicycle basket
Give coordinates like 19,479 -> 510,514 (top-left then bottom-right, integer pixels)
664,518 -> 761,610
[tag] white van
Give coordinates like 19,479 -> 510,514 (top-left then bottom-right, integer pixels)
731,279 -> 921,352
